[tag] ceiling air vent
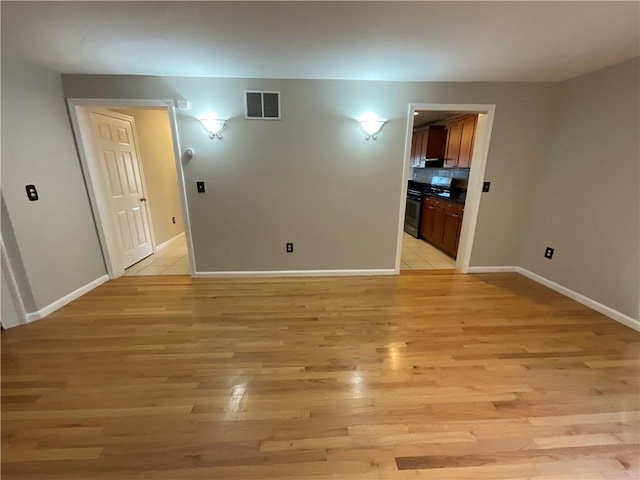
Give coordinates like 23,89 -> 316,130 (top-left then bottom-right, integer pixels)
245,91 -> 281,120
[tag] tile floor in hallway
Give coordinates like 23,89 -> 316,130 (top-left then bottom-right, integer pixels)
125,234 -> 190,276
401,232 -> 456,270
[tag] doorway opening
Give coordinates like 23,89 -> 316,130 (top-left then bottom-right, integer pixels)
68,99 -> 195,279
396,103 -> 496,274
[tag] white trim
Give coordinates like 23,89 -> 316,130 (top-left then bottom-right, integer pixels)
155,232 -> 186,252
395,103 -> 496,276
25,275 -> 109,323
456,110 -> 495,274
194,269 -> 396,278
0,237 -> 28,327
516,267 -> 640,332
452,265 -> 639,331
67,98 -> 196,279
166,104 -> 198,277
466,266 -> 518,273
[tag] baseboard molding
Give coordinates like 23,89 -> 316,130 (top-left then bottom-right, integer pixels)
466,266 -> 518,273
155,232 -> 185,252
517,267 -> 640,332
194,269 -> 397,278
25,275 -> 109,323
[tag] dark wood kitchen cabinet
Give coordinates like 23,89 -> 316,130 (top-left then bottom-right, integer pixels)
421,196 -> 464,258
441,209 -> 463,257
420,204 -> 436,241
411,125 -> 446,164
444,114 -> 477,168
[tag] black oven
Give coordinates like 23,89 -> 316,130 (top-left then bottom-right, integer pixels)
404,187 -> 423,238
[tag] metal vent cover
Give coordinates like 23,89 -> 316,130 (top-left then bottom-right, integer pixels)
245,91 -> 280,119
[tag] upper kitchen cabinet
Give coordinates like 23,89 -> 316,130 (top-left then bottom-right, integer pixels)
444,114 -> 477,168
410,125 -> 446,165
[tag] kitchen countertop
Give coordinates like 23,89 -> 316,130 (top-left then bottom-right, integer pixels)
408,180 -> 466,205
423,192 -> 466,205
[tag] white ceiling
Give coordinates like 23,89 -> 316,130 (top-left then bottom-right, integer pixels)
2,1 -> 638,82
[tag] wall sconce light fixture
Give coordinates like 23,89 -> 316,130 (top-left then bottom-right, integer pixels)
198,113 -> 228,139
357,113 -> 387,140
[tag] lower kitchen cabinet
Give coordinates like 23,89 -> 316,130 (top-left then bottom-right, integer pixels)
421,197 -> 464,258
432,208 -> 445,245
420,205 -> 436,241
441,210 -> 462,256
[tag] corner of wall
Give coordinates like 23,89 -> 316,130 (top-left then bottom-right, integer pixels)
0,194 -> 37,312
517,58 -> 640,321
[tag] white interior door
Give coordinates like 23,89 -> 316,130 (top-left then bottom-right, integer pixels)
89,111 -> 153,268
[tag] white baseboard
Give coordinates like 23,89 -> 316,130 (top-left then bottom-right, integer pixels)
25,275 -> 109,323
516,267 -> 640,332
466,266 -> 518,273
194,269 -> 397,278
155,232 -> 185,252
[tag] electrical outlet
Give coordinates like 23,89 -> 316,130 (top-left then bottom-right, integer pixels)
25,184 -> 39,201
286,243 -> 294,253
172,216 -> 176,224
544,247 -> 554,259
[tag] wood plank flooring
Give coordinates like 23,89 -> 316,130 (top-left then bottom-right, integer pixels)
2,272 -> 638,479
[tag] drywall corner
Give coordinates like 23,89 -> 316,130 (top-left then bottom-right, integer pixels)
520,57 -> 640,320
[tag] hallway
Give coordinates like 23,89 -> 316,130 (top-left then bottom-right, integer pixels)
125,235 -> 189,276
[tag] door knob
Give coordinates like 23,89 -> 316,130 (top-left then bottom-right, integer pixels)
139,197 -> 147,202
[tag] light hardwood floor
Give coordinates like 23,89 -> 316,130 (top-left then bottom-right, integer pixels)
2,272 -> 639,479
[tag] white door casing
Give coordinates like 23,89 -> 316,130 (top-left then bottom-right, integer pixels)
396,103 -> 496,274
1,237 -> 27,328
87,110 -> 154,272
69,99 -> 193,281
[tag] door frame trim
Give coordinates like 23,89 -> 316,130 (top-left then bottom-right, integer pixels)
396,103 -> 496,274
0,236 -> 28,327
67,98 -> 195,279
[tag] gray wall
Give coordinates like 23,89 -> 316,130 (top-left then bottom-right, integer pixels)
61,75 -> 558,271
1,59 -> 106,311
522,58 -> 640,320
113,108 -> 185,246
3,58 -> 637,322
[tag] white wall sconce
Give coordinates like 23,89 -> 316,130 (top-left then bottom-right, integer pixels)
198,113 -> 228,139
357,113 -> 387,140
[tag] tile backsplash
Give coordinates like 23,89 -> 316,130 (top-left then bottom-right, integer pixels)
411,167 -> 470,188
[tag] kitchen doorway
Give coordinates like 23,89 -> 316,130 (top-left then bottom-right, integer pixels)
68,99 -> 195,279
396,103 -> 496,273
